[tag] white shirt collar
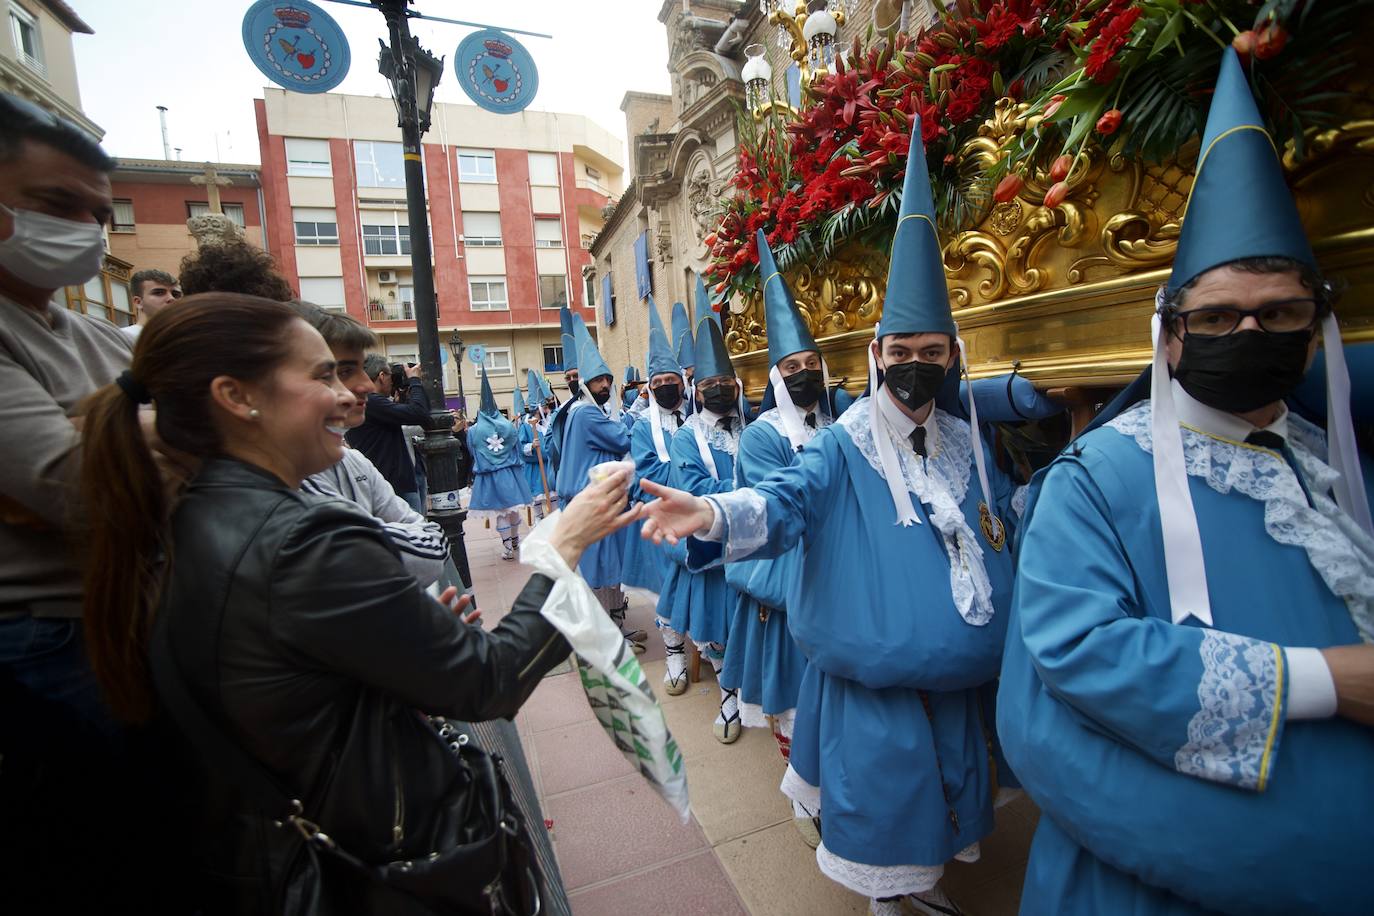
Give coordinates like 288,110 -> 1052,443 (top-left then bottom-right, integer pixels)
1169,379 -> 1289,443
875,389 -> 939,454
698,406 -> 735,428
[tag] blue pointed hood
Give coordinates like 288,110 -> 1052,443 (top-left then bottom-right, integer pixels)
693,313 -> 734,381
695,273 -> 722,329
647,294 -> 683,378
572,314 -> 612,382
525,369 -> 543,409
671,300 -> 695,368
757,229 -> 819,366
559,305 -> 578,371
512,380 -> 526,417
623,365 -> 642,385
1168,49 -> 1315,292
879,115 -> 956,339
478,364 -> 499,416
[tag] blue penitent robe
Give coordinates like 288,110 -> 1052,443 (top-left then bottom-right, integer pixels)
517,418 -> 555,503
656,411 -> 740,647
719,408 -> 825,726
621,407 -> 680,594
559,399 -> 631,588
466,420 -> 530,515
688,398 -> 1017,889
1000,401 -> 1374,916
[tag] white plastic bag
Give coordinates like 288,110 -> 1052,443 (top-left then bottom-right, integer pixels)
520,512 -> 690,822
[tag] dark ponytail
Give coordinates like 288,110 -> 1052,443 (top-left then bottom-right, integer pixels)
79,293 -> 300,722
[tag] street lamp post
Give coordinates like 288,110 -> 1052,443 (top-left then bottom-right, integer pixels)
375,0 -> 472,589
448,330 -> 467,417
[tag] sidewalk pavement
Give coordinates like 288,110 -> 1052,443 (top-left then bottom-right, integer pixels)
461,512 -> 1037,915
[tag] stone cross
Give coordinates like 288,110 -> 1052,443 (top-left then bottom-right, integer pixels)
190,162 -> 233,214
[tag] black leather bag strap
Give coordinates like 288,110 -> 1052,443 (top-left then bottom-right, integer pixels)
149,613 -> 301,822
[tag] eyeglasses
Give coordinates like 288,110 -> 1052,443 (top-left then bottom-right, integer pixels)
1167,299 -> 1324,337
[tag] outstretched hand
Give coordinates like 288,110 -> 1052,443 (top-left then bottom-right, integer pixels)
638,479 -> 715,546
550,469 -> 643,569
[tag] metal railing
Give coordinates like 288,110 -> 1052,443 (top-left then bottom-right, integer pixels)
368,303 -> 415,322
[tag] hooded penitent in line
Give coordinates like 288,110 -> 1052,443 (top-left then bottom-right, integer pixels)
465,365 -> 530,560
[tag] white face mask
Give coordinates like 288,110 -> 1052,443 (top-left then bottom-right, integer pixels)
0,203 -> 107,289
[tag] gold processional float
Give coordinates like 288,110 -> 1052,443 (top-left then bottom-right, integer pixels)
709,2 -> 1374,435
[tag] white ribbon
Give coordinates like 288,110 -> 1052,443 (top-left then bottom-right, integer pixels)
956,334 -> 996,522
868,331 -> 923,526
1321,312 -> 1374,537
693,416 -> 720,481
1150,304 -> 1215,626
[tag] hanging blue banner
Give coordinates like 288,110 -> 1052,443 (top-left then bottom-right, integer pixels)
242,0 -> 351,94
455,29 -> 538,114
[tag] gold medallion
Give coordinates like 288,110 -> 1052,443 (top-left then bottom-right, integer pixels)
979,502 -> 1006,552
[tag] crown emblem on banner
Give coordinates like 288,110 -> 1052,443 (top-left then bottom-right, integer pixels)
483,38 -> 513,59
274,7 -> 312,28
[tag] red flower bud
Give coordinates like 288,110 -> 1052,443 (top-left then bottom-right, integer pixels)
1255,23 -> 1287,60
1048,154 -> 1073,183
703,233 -> 717,248
1096,108 -> 1123,136
714,281 -> 728,294
1043,94 -> 1067,119
993,173 -> 1024,203
1232,30 -> 1257,60
1043,181 -> 1069,209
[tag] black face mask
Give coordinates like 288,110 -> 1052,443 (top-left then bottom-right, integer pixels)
701,387 -> 737,416
652,384 -> 683,409
883,359 -> 947,411
567,379 -> 581,399
1174,330 -> 1311,414
591,386 -> 612,407
782,368 -> 825,408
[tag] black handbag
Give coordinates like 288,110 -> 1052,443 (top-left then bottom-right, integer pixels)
149,619 -> 544,916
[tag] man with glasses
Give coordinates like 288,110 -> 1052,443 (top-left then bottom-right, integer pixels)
998,51 -> 1374,914
122,268 -> 181,341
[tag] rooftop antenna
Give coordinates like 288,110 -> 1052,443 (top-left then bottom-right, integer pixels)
174,147 -> 183,161
157,105 -> 171,159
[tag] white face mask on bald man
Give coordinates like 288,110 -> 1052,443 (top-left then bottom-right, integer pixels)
0,203 -> 107,288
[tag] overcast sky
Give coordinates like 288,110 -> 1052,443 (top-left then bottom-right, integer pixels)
74,1 -> 673,165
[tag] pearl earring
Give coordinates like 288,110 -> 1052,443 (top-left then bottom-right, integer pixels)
249,408 -> 261,419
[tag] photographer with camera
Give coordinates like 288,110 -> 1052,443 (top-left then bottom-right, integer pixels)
345,354 -> 430,513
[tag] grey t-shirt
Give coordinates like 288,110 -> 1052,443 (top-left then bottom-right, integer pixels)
0,294 -> 132,617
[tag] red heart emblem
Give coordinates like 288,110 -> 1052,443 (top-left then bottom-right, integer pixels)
296,52 -> 315,70
493,77 -> 509,92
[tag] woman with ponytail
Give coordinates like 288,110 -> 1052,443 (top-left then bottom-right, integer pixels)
80,292 -> 640,912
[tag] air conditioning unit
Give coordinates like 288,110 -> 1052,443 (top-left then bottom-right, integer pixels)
377,270 -> 397,284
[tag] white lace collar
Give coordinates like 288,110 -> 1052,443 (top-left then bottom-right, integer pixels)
1171,379 -> 1289,443
1107,401 -> 1374,642
685,408 -> 740,457
873,387 -> 941,456
837,396 -> 993,626
756,406 -> 830,446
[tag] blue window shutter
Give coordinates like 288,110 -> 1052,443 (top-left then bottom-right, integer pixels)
634,231 -> 652,300
603,272 -> 615,327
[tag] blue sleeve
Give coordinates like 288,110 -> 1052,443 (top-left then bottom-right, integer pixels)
725,423 -> 806,608
579,407 -> 631,456
1010,454 -> 1287,792
685,429 -> 838,569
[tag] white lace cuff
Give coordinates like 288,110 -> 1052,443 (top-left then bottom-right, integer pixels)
1284,647 -> 1338,720
699,498 -> 725,541
711,489 -> 769,562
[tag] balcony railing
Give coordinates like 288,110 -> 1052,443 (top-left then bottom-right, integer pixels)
368,303 -> 415,322
576,177 -> 612,196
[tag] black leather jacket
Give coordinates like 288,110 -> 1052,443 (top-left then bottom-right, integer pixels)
155,458 -> 568,913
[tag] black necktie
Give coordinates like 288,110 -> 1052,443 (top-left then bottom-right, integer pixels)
672,410 -> 683,425
805,412 -> 817,429
717,417 -> 732,431
908,426 -> 927,458
1246,430 -> 1285,451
